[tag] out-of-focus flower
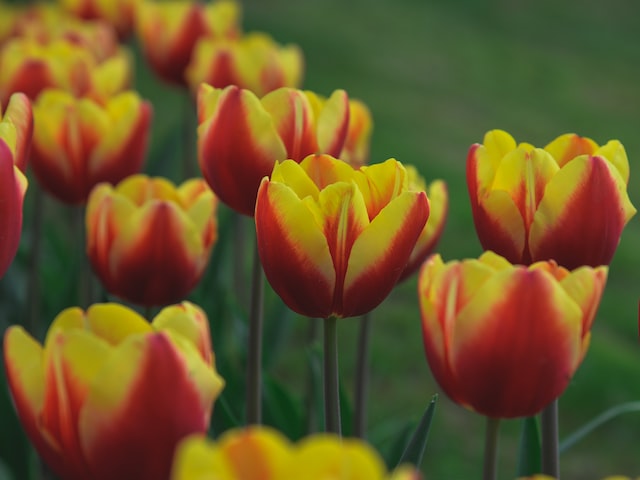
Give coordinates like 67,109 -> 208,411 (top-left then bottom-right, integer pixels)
0,92 -> 31,277
419,251 -> 607,418
186,31 -> 304,97
59,0 -> 141,38
255,154 -> 429,319
198,84 -> 350,216
398,165 -> 447,281
136,0 -> 241,86
171,426 -> 422,480
339,98 -> 373,168
0,4 -> 20,44
30,89 -> 152,204
3,302 -> 224,480
86,175 -> 218,307
0,37 -> 131,106
467,129 -> 636,269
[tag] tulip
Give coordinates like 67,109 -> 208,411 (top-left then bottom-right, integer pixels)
339,98 -> 373,168
58,0 -> 141,38
186,31 -> 304,97
86,174 -> 218,306
399,165 -> 448,281
467,129 -> 636,269
171,427 -> 422,480
136,0 -> 241,86
418,251 -> 607,418
30,89 -> 152,204
255,154 -> 429,319
0,93 -> 32,277
3,302 -> 224,480
198,84 -> 350,216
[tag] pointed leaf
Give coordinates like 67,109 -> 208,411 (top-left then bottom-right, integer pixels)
396,394 -> 438,469
516,416 -> 541,476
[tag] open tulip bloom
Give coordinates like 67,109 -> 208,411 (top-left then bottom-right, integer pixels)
197,84 -> 350,216
467,129 -> 636,269
3,302 -> 224,480
418,251 -> 607,418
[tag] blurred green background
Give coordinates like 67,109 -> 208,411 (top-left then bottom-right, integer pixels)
1,0 -> 640,479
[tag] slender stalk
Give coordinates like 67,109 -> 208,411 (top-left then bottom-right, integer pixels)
323,315 -> 341,435
541,399 -> 560,478
25,185 -> 44,336
233,213 -> 246,305
353,311 -> 371,438
246,239 -> 264,424
483,417 -> 501,480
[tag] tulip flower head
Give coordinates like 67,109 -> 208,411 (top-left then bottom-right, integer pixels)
467,129 -> 636,269
0,92 -> 32,277
399,165 -> 448,281
186,31 -> 304,97
418,251 -> 607,418
3,302 -> 224,480
59,0 -> 141,38
339,98 -> 373,168
30,89 -> 152,204
255,154 -> 430,319
171,426 -> 422,480
136,0 -> 241,86
86,175 -> 218,306
198,84 -> 350,216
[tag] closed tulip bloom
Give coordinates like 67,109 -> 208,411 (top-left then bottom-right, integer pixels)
3,302 -> 224,480
171,427 -> 421,480
198,84 -> 350,216
467,129 -> 636,269
419,251 -> 607,418
186,31 -> 304,97
399,165 -> 448,282
0,93 -> 32,277
255,154 -> 429,319
339,98 -> 373,168
136,0 -> 240,86
30,89 -> 152,204
86,175 -> 217,306
59,0 -> 141,38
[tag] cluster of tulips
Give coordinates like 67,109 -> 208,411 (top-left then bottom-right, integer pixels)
0,1 -> 637,479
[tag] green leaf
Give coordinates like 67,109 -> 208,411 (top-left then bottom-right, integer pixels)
516,416 -> 541,476
263,374 -> 305,440
396,394 -> 438,469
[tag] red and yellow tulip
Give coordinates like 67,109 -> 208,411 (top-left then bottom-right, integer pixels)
58,0 -> 141,38
30,89 -> 152,204
136,0 -> 241,86
3,302 -> 224,480
399,165 -> 448,281
86,174 -> 218,307
0,92 -> 32,277
418,251 -> 607,418
255,154 -> 429,319
467,129 -> 636,269
171,427 -> 421,480
198,84 -> 350,216
339,98 -> 373,168
186,31 -> 304,97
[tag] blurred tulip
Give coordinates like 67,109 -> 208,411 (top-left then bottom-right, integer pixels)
30,89 -> 152,204
339,98 -> 373,168
399,165 -> 448,281
467,129 -> 636,269
136,0 -> 241,86
59,0 -> 141,38
0,92 -> 32,277
255,154 -> 429,319
419,251 -> 607,418
186,31 -> 304,97
3,302 -> 224,480
0,4 -> 20,44
86,175 -> 218,306
198,84 -> 350,216
171,427 -> 421,480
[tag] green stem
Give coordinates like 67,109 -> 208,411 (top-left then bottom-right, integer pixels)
323,315 -> 341,435
353,311 -> 371,438
25,185 -> 44,336
541,399 -> 560,478
246,239 -> 264,424
483,417 -> 500,480
233,213 -> 246,306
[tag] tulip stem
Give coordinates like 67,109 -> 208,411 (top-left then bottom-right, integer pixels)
246,240 -> 264,425
353,311 -> 371,438
323,315 -> 341,435
541,399 -> 560,478
483,417 -> 500,480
